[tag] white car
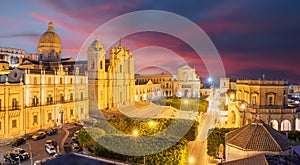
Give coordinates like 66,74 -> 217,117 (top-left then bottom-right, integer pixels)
74,130 -> 80,137
71,143 -> 81,153
34,160 -> 43,165
45,145 -> 56,155
12,148 -> 30,160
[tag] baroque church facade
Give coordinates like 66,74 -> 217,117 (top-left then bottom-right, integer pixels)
176,65 -> 201,98
87,39 -> 135,111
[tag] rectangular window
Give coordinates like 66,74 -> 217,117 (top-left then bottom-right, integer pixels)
60,78 -> 63,84
47,95 -> 53,104
252,96 -> 257,105
32,96 -> 38,106
48,77 -> 51,84
70,109 -> 74,116
70,78 -> 73,84
269,96 -> 273,106
80,92 -> 83,100
12,120 -> 17,128
70,93 -> 73,101
12,98 -> 17,110
91,61 -> 95,69
81,78 -> 83,84
60,94 -> 64,102
81,108 -> 83,114
33,115 -> 38,124
34,77 -> 37,84
120,65 -> 122,73
48,113 -> 52,121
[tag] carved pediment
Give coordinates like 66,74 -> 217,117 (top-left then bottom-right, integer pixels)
9,110 -> 20,118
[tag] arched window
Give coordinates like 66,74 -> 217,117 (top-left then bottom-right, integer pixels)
281,120 -> 291,131
270,120 -> 279,130
91,61 -> 94,69
231,110 -> 236,124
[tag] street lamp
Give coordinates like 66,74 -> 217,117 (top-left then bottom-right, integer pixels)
240,103 -> 247,126
132,129 -> 139,137
230,93 -> 235,100
148,120 -> 155,127
240,103 -> 246,110
188,157 -> 195,164
208,77 -> 213,87
184,99 -> 189,105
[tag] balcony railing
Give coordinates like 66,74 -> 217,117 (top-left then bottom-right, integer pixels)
252,107 -> 297,114
9,106 -> 21,110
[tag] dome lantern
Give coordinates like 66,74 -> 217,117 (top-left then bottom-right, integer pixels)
38,21 -> 62,61
47,21 -> 55,32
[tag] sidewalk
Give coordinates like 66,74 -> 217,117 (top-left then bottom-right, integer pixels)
0,138 -> 13,147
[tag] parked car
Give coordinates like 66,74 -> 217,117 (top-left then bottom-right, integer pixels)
70,136 -> 78,144
45,145 -> 56,155
74,121 -> 83,126
47,128 -> 58,135
11,138 -> 26,147
32,131 -> 46,140
3,151 -> 20,164
12,148 -> 30,160
71,143 -> 81,153
34,160 -> 44,165
45,140 -> 57,149
34,159 -> 50,165
53,153 -> 62,158
74,130 -> 80,137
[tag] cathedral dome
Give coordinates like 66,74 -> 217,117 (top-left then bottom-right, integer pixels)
38,22 -> 62,56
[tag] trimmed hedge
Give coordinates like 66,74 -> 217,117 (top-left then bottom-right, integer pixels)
78,118 -> 198,164
154,98 -> 208,113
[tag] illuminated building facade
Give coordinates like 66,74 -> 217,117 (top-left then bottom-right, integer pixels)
0,47 -> 26,68
226,79 -> 300,131
135,74 -> 177,97
134,80 -> 162,102
176,65 -> 201,98
87,39 -> 135,111
0,22 -> 88,140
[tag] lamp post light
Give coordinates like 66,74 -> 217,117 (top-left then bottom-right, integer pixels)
148,121 -> 155,127
188,157 -> 195,164
230,93 -> 235,100
208,77 -> 213,87
240,103 -> 247,126
132,129 -> 139,137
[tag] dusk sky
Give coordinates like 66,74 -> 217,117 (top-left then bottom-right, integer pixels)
1,1 -> 300,83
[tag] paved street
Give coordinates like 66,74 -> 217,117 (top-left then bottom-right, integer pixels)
0,124 -> 82,165
119,103 -> 198,119
188,111 -> 220,165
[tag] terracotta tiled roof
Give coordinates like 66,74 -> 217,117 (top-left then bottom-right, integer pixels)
219,154 -> 269,165
225,119 -> 292,152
